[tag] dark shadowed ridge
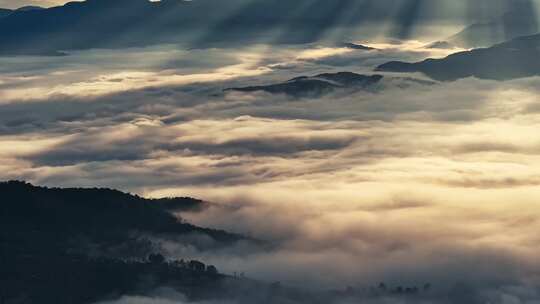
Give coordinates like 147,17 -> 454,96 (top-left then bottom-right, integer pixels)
0,180 -> 275,304
376,33 -> 540,81
225,71 -> 435,97
225,72 -> 384,97
339,42 -> 377,50
0,180 -> 250,251
0,0 -> 431,55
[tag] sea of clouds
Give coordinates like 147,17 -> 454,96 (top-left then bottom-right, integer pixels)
1,36 -> 540,303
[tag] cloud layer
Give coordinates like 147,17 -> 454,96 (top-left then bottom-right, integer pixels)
2,40 -> 540,303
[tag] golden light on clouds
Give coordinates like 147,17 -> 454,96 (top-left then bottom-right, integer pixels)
2,38 -> 540,292
0,50 -> 272,101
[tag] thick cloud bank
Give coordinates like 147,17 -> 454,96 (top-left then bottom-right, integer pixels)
2,39 -> 540,303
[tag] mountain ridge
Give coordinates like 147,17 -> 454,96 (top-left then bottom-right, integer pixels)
0,0 -> 487,55
226,71 -> 435,97
225,72 -> 384,97
376,33 -> 540,81
0,180 -> 252,254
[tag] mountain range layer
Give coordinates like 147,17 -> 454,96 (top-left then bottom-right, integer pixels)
226,72 -> 437,97
377,33 -> 540,81
2,0 -> 538,55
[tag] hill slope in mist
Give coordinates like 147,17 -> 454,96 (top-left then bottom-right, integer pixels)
376,33 -> 540,81
0,181 -> 259,303
0,180 -> 249,257
0,181 -> 448,304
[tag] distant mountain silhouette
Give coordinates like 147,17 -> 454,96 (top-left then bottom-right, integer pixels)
448,1 -> 539,48
2,0 -> 538,54
226,72 -> 436,97
376,33 -> 540,81
226,72 -> 384,97
339,42 -> 376,50
0,0 -> 447,55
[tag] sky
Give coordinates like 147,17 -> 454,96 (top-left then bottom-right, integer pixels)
2,1 -> 540,303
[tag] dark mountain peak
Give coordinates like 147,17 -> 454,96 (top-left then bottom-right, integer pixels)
339,42 -> 376,51
315,72 -> 383,85
288,72 -> 382,84
226,72 -> 384,97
